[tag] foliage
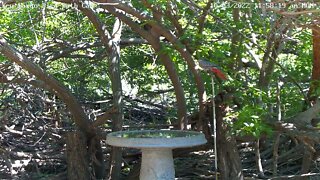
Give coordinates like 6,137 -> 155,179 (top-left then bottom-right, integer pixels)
234,105 -> 273,138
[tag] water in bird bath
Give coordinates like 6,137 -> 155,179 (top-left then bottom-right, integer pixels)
115,130 -> 198,138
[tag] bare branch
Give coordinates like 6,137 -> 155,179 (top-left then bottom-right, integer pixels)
289,99 -> 320,127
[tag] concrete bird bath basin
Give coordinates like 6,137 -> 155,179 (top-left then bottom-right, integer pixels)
106,130 -> 207,180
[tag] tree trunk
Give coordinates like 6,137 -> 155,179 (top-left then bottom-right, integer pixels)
77,5 -> 124,179
229,7 -> 242,70
301,139 -> 315,179
308,26 -> 320,103
152,41 -> 188,130
108,18 -> 125,180
215,94 -> 244,180
66,131 -> 90,180
258,18 -> 288,91
299,26 -> 320,179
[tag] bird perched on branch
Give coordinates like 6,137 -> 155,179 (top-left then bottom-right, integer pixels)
197,59 -> 227,80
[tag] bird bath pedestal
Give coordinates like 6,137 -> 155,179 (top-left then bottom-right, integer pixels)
106,130 -> 207,180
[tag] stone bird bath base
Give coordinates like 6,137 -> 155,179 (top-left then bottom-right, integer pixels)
106,130 -> 207,180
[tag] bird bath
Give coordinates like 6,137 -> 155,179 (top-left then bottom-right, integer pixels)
106,130 -> 207,180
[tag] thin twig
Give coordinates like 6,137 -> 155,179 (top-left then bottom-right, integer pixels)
32,132 -> 46,146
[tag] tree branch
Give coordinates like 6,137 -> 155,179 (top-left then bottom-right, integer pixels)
93,106 -> 117,127
289,99 -> 320,127
197,0 -> 213,34
0,35 -> 96,137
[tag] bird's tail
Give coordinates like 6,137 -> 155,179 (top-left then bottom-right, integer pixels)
211,68 -> 227,80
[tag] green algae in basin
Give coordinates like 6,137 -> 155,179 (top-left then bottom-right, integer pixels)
115,130 -> 198,138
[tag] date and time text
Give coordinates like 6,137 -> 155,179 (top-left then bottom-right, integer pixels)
214,2 -> 319,9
